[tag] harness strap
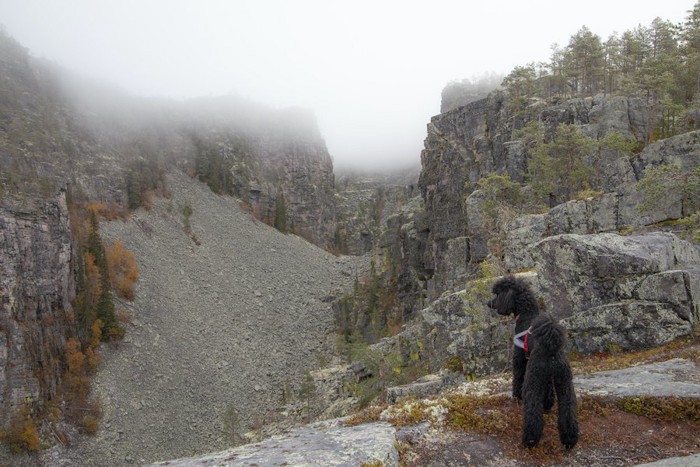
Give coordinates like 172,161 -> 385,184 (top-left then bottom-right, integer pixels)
513,327 -> 532,356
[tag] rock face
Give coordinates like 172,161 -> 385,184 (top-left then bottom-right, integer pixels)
334,170 -> 420,256
238,132 -> 338,248
367,232 -> 699,381
532,233 -> 700,320
412,92 -> 698,308
0,31 -> 341,249
0,192 -> 75,428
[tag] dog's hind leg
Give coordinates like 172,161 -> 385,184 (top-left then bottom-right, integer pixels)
544,379 -> 555,413
554,359 -> 579,449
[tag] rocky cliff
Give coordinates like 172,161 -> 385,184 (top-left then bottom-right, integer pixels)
0,30 -> 339,248
0,192 -> 76,428
334,169 -> 420,256
410,92 -> 696,308
0,30 -> 346,458
326,91 -> 699,414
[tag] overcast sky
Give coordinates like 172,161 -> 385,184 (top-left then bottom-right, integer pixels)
0,0 -> 694,170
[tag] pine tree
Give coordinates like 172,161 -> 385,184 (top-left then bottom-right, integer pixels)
682,1 -> 700,102
529,124 -> 596,204
274,192 -> 288,233
565,26 -> 605,95
84,211 -> 116,337
603,34 -> 623,95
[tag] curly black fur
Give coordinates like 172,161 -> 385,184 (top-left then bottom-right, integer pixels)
522,314 -> 579,449
488,276 -> 579,449
487,276 -> 540,400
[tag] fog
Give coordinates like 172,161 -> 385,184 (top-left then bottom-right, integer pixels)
0,0 -> 693,170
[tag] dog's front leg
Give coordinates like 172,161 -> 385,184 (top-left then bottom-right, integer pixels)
512,348 -> 527,400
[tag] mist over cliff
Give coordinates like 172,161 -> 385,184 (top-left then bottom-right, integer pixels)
2,2 -> 700,465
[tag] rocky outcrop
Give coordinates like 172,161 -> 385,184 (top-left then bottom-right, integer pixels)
365,272 -> 540,382
532,233 -> 700,316
0,191 -> 75,428
355,231 -> 699,390
414,93 -> 698,309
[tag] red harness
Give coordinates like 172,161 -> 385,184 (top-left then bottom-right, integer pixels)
514,314 -> 531,357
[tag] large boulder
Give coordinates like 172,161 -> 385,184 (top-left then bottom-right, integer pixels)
563,301 -> 692,353
533,233 -> 700,318
532,232 -> 700,351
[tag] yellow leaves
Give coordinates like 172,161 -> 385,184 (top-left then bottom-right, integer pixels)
105,240 -> 140,301
8,404 -> 40,453
65,338 -> 86,375
85,202 -> 128,221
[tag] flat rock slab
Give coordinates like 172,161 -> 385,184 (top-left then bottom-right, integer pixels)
149,419 -> 397,467
574,358 -> 700,398
634,453 -> 700,466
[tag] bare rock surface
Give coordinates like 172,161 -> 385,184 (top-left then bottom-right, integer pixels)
148,418 -> 398,467
574,358 -> 700,398
634,453 -> 700,466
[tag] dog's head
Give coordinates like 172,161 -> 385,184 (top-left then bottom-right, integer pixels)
487,276 -> 518,316
487,275 -> 535,318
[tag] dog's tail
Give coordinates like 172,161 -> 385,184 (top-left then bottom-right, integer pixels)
529,314 -> 579,449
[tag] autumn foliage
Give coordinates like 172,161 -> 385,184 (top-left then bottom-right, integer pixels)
105,240 -> 140,300
6,404 -> 41,453
85,201 -> 129,221
63,338 -> 90,415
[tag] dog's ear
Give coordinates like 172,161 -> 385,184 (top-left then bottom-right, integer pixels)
493,288 -> 515,315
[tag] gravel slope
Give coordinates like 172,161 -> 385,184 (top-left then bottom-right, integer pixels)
51,171 -> 366,466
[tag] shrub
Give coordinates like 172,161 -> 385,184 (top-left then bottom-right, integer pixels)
7,404 -> 41,453
617,396 -> 700,421
105,240 -> 140,301
107,325 -> 126,342
82,415 -> 99,435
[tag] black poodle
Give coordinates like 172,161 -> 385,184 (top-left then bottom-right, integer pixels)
487,276 -> 540,401
488,276 -> 579,449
